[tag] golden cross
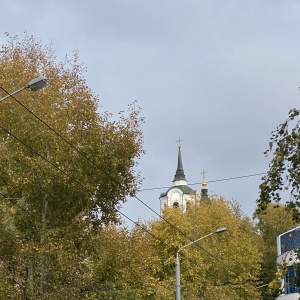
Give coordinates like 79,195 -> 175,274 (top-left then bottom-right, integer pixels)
176,137 -> 183,148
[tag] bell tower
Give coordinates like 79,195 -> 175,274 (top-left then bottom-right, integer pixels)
159,139 -> 197,213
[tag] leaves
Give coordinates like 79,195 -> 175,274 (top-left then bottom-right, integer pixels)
257,108 -> 300,221
254,203 -> 300,299
0,33 -> 144,298
147,196 -> 263,299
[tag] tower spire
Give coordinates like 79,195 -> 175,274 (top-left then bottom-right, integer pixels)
173,138 -> 187,184
159,138 -> 197,214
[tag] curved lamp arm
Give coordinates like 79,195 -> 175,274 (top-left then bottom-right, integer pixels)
175,227 -> 227,300
0,76 -> 48,102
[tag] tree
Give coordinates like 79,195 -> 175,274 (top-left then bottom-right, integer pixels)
0,34 -> 144,225
254,107 -> 300,298
86,224 -> 162,300
257,108 -> 300,221
72,197 -> 263,299
0,34 -> 144,298
254,203 -> 300,299
147,196 -> 263,299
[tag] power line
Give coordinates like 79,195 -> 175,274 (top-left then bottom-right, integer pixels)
0,86 -> 239,278
133,194 -> 237,276
0,119 -> 221,283
139,172 -> 267,192
118,210 -> 221,281
0,191 -> 38,220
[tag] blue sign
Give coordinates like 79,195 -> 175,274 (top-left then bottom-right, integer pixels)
280,227 -> 300,255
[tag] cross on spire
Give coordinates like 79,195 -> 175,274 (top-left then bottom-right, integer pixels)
201,169 -> 207,181
173,138 -> 186,183
176,137 -> 183,148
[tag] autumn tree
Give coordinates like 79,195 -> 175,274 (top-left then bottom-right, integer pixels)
254,108 -> 300,298
254,203 -> 300,299
147,196 -> 263,300
0,34 -> 144,298
23,195 -> 264,300
84,224 -> 163,300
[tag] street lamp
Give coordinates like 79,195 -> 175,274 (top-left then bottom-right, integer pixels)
175,227 -> 227,300
0,75 -> 48,102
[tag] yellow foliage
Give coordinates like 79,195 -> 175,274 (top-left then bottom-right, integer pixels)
0,33 -> 144,298
148,196 -> 263,299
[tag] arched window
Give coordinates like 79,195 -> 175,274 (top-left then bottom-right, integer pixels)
173,202 -> 179,208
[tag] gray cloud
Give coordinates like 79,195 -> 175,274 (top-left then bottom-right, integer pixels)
1,0 -> 300,224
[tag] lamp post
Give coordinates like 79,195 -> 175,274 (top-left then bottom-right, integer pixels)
0,75 -> 48,102
175,227 -> 227,300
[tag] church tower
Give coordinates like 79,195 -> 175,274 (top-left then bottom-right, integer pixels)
201,169 -> 208,197
159,140 -> 198,213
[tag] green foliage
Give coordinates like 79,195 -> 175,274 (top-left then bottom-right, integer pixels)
257,108 -> 300,221
255,107 -> 300,298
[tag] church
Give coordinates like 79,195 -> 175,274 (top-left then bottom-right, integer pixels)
159,140 -> 208,214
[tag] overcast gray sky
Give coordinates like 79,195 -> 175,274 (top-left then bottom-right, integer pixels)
1,1 -> 300,225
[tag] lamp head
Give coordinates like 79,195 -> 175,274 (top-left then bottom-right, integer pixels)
215,227 -> 227,234
26,76 -> 48,91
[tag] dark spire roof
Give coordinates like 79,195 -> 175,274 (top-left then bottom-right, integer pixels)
159,185 -> 195,198
173,146 -> 186,182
